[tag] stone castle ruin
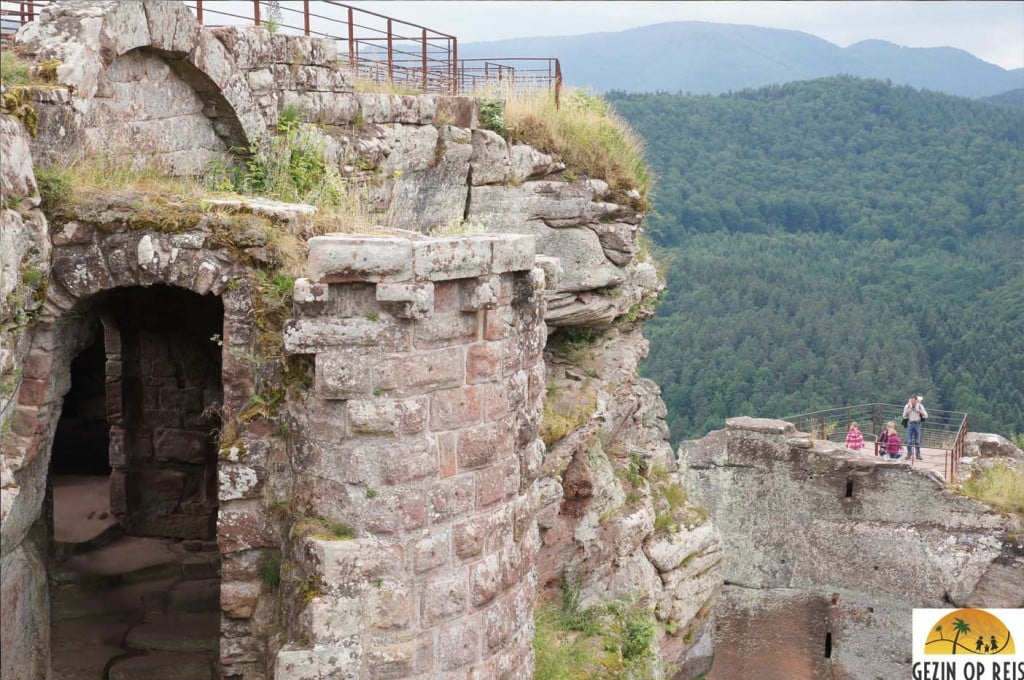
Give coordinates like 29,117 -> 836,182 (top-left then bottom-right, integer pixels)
1,3 -> 709,679
1,3 -> 1020,680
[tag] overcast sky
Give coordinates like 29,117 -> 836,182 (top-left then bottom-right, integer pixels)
348,1 -> 1024,70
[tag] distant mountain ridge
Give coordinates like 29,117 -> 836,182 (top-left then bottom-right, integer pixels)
461,21 -> 1023,98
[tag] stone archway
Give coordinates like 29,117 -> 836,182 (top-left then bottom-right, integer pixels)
1,223 -> 276,680
48,285 -> 225,680
16,0 -> 265,172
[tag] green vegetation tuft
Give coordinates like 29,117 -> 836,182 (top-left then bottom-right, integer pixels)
961,462 -> 1024,515
292,516 -> 356,541
0,52 -> 31,86
478,98 -> 506,136
549,326 -> 600,363
505,88 -> 651,206
210,105 -> 348,208
540,384 -> 597,447
258,550 -> 282,589
534,571 -> 663,679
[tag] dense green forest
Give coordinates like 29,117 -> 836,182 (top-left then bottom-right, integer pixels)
606,78 -> 1024,441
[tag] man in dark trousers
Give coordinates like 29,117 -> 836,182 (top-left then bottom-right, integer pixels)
902,395 -> 928,460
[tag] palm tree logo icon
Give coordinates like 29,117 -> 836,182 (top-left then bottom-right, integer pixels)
925,609 -> 1014,655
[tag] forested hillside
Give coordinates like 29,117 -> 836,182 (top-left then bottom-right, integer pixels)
606,78 -> 1024,441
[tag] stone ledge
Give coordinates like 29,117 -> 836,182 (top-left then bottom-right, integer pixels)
306,234 -> 537,284
724,417 -> 795,435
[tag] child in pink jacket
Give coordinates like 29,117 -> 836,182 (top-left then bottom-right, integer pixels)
845,422 -> 865,451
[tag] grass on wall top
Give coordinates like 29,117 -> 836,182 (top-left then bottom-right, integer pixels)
501,87 -> 652,209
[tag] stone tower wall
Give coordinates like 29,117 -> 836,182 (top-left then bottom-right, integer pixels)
275,234 -> 545,678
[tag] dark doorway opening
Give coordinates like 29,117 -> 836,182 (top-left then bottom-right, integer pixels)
49,286 -> 224,680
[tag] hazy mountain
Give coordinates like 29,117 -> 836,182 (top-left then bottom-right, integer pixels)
461,22 -> 1023,98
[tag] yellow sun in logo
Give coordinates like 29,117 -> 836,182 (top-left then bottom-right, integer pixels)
925,609 -> 1015,655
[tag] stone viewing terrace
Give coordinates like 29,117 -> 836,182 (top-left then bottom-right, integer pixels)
782,402 -> 969,482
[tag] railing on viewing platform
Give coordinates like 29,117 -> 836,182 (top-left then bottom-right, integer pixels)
781,403 -> 969,483
2,0 -> 562,104
0,0 -> 45,44
188,1 -> 562,102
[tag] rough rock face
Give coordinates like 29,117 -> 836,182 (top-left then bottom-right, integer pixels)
964,432 -> 1023,460
534,324 -> 721,676
681,418 -> 1024,680
0,122 -> 51,680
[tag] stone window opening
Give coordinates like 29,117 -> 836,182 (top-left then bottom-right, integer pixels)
845,479 -> 854,498
47,285 -> 225,680
825,632 -> 833,658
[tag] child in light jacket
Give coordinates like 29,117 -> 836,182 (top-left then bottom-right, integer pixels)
845,422 -> 865,451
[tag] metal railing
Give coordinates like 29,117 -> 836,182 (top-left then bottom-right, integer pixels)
185,1 -> 562,101
2,1 -> 562,102
0,0 -> 46,44
781,403 -> 969,483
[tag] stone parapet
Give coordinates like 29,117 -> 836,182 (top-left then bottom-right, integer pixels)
280,233 -> 546,679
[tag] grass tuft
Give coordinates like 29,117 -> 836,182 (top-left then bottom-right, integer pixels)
540,384 -> 597,446
503,87 -> 651,207
534,571 -> 662,679
0,52 -> 32,86
258,550 -> 282,589
961,461 -> 1024,514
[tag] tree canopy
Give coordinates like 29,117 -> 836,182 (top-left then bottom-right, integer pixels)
606,77 -> 1024,442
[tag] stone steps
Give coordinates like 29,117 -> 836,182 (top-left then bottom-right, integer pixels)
107,652 -> 216,680
50,535 -> 223,678
51,643 -> 127,680
51,577 -> 178,620
125,612 -> 220,653
143,577 -> 220,618
54,521 -> 125,561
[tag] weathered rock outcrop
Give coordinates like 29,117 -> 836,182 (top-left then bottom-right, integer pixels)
1,118 -> 52,680
681,418 -> 1024,680
964,432 -> 1023,460
535,325 -> 721,676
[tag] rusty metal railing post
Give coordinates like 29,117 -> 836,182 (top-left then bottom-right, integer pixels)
195,0 -> 203,23
347,7 -> 355,66
452,37 -> 458,95
253,0 -> 260,25
554,58 -> 562,109
386,18 -> 394,82
303,0 -> 310,35
421,27 -> 427,93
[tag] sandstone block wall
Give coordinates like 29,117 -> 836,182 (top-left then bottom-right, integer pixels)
102,288 -> 223,539
275,234 -> 546,679
682,417 -> 1022,680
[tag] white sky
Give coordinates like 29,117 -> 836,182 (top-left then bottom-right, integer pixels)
346,1 -> 1024,70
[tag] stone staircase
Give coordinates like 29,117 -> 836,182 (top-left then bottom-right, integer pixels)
50,477 -> 221,680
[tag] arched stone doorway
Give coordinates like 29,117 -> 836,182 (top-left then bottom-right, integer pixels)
0,220 -> 282,679
48,285 -> 225,679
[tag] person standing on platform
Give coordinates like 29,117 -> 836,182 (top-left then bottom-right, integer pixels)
902,395 -> 928,460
